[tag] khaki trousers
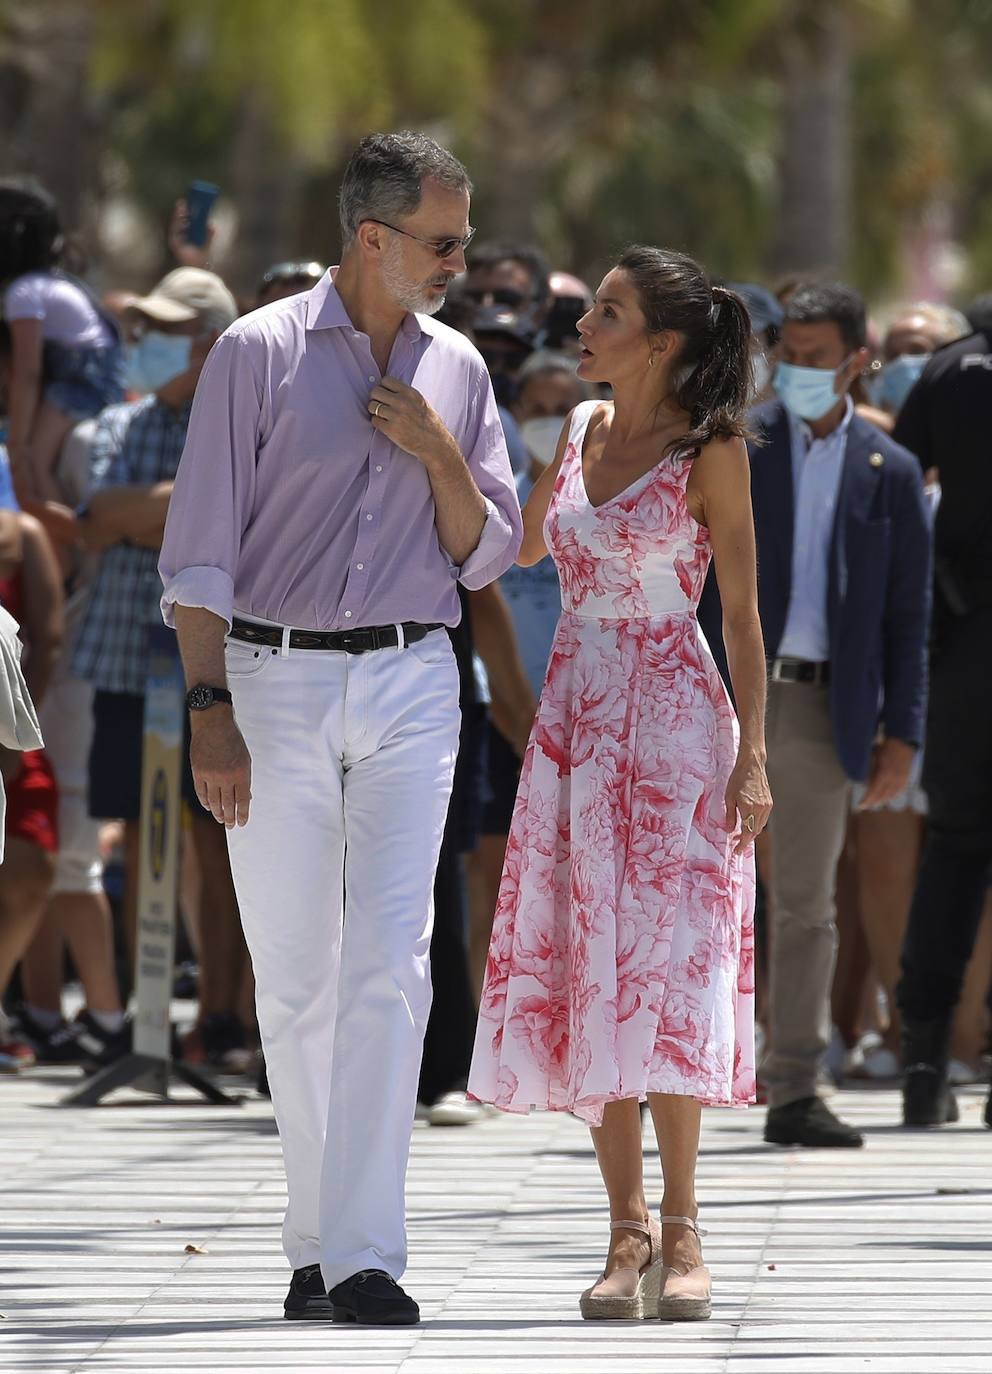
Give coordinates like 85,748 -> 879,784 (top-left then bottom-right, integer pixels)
764,681 -> 851,1108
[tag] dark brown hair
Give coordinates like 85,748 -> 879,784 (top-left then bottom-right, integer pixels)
617,245 -> 754,455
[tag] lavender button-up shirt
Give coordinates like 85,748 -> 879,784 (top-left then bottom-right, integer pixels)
159,271 -> 522,632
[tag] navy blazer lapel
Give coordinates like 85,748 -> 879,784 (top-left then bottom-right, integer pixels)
829,414 -> 885,614
752,403 -> 794,584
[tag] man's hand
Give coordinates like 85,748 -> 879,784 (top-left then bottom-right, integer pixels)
724,746 -> 773,857
168,198 -> 216,269
190,711 -> 252,828
857,737 -> 916,810
368,377 -> 458,468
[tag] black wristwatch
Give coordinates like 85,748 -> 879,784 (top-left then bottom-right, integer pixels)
186,684 -> 233,712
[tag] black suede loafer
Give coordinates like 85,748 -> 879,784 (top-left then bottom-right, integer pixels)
283,1263 -> 333,1320
328,1269 -> 420,1325
764,1096 -> 864,1148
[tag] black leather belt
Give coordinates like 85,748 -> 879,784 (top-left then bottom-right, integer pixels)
229,618 -> 444,654
768,656 -> 831,685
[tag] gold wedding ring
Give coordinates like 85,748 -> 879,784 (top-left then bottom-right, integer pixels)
744,815 -> 756,833
373,402 -> 382,418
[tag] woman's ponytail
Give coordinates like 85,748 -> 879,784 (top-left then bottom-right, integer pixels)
616,246 -> 755,455
674,284 -> 754,454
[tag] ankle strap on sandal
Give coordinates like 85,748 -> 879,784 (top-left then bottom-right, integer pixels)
660,1214 -> 708,1237
609,1217 -> 651,1236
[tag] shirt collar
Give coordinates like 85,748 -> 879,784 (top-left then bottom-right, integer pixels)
789,393 -> 854,453
305,267 -> 426,343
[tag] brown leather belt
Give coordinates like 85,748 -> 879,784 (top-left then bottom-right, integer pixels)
229,618 -> 444,654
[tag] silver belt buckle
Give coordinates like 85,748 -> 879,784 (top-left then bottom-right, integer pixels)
769,658 -> 787,683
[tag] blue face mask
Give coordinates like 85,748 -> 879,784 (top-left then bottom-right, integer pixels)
774,355 -> 853,421
126,331 -> 194,393
866,352 -> 930,414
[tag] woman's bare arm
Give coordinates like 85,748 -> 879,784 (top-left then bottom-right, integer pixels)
690,436 -> 771,851
17,514 -> 64,709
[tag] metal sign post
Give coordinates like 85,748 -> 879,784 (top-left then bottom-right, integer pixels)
63,626 -> 239,1107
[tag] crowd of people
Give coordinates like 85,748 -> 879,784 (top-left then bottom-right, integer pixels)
0,167 -> 989,1152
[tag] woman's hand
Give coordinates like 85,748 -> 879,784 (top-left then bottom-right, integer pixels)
724,747 -> 772,856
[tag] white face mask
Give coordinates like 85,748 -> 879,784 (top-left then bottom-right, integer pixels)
520,415 -> 566,467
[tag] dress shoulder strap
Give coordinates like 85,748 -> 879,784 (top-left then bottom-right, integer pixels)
562,399 -> 602,457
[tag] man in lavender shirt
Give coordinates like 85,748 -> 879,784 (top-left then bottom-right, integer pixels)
159,133 -> 522,1326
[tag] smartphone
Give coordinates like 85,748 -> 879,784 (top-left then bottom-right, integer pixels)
184,181 -> 220,248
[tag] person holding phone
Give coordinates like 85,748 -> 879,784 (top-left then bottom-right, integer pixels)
159,131 -> 522,1327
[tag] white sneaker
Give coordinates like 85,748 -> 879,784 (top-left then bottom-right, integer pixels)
825,1026 -> 863,1084
948,1058 -> 983,1086
858,1046 -> 900,1080
427,1091 -> 484,1127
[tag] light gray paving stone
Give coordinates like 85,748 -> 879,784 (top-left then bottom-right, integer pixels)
1,1072 -> 990,1372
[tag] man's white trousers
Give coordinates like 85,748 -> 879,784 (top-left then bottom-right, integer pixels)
224,629 -> 460,1290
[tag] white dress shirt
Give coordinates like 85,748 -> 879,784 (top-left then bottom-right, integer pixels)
777,397 -> 854,662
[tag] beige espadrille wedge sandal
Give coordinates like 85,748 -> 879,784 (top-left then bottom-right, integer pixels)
579,1216 -> 665,1320
656,1214 -> 711,1321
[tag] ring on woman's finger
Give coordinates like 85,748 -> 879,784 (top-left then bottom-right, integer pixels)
744,814 -> 756,832
373,402 -> 383,418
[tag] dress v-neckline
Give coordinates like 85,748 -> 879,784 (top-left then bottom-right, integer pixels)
576,402 -> 686,512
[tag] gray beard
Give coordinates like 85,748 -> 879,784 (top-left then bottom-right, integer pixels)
382,246 -> 445,316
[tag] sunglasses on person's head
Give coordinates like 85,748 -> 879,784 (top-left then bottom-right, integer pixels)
260,261 -> 326,289
364,219 -> 476,260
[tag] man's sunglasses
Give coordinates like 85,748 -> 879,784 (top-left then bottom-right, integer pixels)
364,219 -> 476,260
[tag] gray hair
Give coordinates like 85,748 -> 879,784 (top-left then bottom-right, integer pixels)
517,349 -> 580,385
338,131 -> 472,246
888,300 -> 970,347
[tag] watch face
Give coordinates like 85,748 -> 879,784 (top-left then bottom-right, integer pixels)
187,686 -> 214,711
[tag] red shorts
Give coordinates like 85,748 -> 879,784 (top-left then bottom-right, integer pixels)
5,749 -> 59,853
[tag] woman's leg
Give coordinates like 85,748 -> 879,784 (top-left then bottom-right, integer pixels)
589,1098 -> 651,1275
19,907 -> 66,1014
24,402 -> 74,503
53,891 -> 123,1015
648,1093 -> 704,1271
0,838 -> 56,994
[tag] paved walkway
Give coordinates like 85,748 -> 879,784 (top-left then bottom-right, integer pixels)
1,1069 -> 990,1373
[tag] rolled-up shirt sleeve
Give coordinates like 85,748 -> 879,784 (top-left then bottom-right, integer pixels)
455,369 -> 523,590
159,330 -> 262,629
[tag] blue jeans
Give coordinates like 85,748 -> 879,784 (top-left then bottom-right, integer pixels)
44,340 -> 126,420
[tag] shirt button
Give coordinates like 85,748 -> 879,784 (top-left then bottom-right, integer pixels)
356,563 -> 364,571
344,610 -> 353,619
368,375 -> 376,383
375,465 -> 383,473
366,513 -> 373,521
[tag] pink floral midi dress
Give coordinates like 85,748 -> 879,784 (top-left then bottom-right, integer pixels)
468,400 -> 756,1125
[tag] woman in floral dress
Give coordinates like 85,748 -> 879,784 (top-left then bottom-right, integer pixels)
468,247 -> 771,1322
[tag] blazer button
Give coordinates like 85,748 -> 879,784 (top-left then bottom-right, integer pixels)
869,452 -> 884,468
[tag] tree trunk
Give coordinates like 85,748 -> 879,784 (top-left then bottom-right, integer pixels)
0,2 -> 104,258
226,90 -> 302,296
768,8 -> 851,278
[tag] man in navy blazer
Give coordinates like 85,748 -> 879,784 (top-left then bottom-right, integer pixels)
705,283 -> 932,1148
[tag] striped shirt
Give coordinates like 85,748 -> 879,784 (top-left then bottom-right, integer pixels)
72,396 -> 191,695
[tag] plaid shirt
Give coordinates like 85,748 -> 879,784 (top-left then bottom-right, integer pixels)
72,396 -> 191,696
